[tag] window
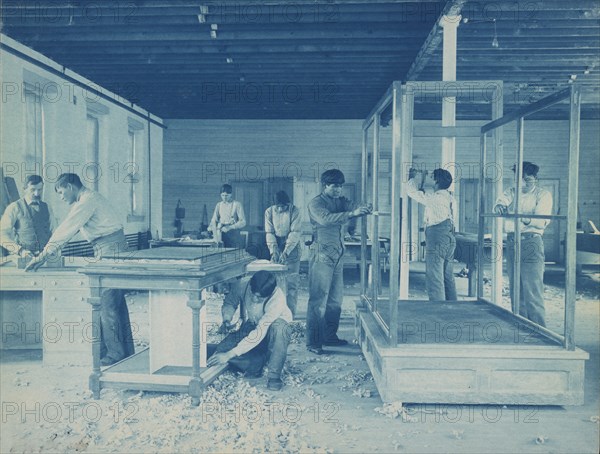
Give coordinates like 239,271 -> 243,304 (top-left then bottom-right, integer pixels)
86,100 -> 108,191
24,84 -> 44,171
127,118 -> 145,220
86,115 -> 99,190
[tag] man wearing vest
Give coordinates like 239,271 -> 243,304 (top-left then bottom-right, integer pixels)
25,173 -> 135,366
1,174 -> 52,258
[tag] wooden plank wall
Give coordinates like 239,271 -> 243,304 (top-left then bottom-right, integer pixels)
163,119 -> 599,259
162,120 -> 363,236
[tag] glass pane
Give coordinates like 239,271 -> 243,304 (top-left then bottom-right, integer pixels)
372,101 -> 393,326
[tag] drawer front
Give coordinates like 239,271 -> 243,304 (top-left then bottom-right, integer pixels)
0,275 -> 44,289
45,275 -> 88,289
44,290 -> 90,312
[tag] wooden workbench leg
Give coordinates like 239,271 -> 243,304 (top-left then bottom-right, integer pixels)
187,298 -> 204,406
468,264 -> 477,297
87,295 -> 102,399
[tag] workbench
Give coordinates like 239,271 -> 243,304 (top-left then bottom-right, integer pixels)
0,259 -> 92,365
79,247 -> 254,405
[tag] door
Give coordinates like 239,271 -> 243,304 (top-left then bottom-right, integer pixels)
233,181 -> 264,229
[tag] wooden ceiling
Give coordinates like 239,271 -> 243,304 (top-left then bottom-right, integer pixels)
1,0 -> 599,120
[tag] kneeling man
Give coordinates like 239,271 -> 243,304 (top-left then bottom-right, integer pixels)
207,270 -> 292,391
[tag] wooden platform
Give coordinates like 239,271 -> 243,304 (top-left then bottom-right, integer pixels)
355,299 -> 588,405
100,348 -> 228,394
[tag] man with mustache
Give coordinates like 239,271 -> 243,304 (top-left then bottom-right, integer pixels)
1,174 -> 52,258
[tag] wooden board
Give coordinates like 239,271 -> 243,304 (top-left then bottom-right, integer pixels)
121,246 -> 234,261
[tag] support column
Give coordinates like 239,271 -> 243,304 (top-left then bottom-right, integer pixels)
87,285 -> 103,399
440,15 -> 460,178
187,296 -> 204,406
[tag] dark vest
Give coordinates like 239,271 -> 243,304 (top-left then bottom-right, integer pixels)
13,198 -> 52,253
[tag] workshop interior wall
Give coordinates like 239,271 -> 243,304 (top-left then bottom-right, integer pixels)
0,41 -> 164,238
164,118 -> 599,262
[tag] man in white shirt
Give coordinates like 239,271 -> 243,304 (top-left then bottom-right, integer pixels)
494,161 -> 552,326
1,175 -> 52,257
207,270 -> 292,391
264,190 -> 301,316
26,173 -> 134,365
208,184 -> 246,248
406,168 -> 457,301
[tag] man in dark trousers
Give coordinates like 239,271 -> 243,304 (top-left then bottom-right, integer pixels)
26,173 -> 134,365
1,174 -> 52,257
208,271 -> 292,391
305,169 -> 372,355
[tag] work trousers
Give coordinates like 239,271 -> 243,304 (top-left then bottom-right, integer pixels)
505,233 -> 546,327
222,229 -> 244,249
274,237 -> 300,317
425,220 -> 457,301
92,229 -> 135,363
214,318 -> 291,379
306,244 -> 344,349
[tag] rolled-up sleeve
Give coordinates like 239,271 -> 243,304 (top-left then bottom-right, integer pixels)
283,206 -> 302,254
264,207 -> 278,254
44,200 -> 95,252
231,202 -> 246,230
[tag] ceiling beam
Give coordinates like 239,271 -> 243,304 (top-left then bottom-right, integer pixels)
405,1 -> 467,81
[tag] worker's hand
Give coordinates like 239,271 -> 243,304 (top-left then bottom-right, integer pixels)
221,225 -> 231,233
271,250 -> 281,263
278,252 -> 288,265
217,320 -> 234,334
494,204 -> 508,215
24,253 -> 47,271
207,351 -> 235,367
19,249 -> 33,259
351,205 -> 372,217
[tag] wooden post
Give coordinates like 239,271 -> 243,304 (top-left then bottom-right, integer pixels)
371,114 -> 380,311
565,85 -> 581,350
512,117 -> 525,315
360,128 -> 369,297
87,281 -> 103,399
187,296 -> 204,406
477,134 -> 487,298
491,84 -> 504,305
440,15 -> 461,197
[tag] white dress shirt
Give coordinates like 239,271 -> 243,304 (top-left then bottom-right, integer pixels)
495,186 -> 553,235
230,287 -> 292,357
406,178 -> 455,228
209,200 -> 246,232
264,205 -> 301,256
44,188 -> 123,251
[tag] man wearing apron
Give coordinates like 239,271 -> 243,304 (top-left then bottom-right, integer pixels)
26,173 -> 135,366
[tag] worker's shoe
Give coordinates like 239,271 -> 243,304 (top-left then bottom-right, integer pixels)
100,356 -> 119,367
267,378 -> 283,391
323,336 -> 348,346
307,346 -> 324,355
